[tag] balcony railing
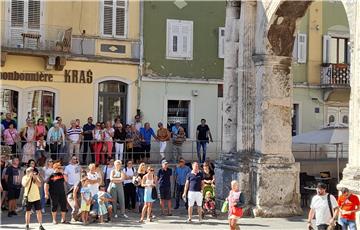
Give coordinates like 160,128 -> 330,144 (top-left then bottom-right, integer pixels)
321,63 -> 350,87
1,21 -> 72,53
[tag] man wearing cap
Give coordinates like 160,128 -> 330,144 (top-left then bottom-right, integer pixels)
157,122 -> 171,160
337,187 -> 359,230
157,160 -> 173,216
307,182 -> 339,230
174,158 -> 191,209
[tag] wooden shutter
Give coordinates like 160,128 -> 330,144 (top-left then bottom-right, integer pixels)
28,0 -> 40,29
103,0 -> 113,35
167,19 -> 180,58
10,0 -> 25,47
218,27 -> 225,59
297,33 -> 307,63
323,35 -> 331,64
167,19 -> 193,59
181,21 -> 192,58
292,34 -> 298,62
115,0 -> 126,37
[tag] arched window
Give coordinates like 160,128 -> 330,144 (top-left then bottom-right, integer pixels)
342,115 -> 348,124
0,89 -> 19,121
26,90 -> 55,121
98,80 -> 127,123
329,115 -> 335,124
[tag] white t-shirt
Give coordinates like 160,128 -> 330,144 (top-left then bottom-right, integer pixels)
87,172 -> 100,196
64,164 -> 81,186
123,167 -> 135,184
42,167 -> 54,181
310,194 -> 338,226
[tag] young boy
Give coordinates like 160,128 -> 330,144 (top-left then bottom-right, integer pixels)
91,185 -> 113,223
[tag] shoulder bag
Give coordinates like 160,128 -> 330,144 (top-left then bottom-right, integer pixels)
22,178 -> 33,207
327,194 -> 342,230
151,175 -> 158,200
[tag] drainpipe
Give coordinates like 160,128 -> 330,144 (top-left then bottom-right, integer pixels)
137,0 -> 144,117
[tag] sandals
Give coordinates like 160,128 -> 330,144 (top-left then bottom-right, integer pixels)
61,220 -> 70,224
138,219 -> 144,223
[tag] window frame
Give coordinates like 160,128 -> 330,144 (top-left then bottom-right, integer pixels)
100,0 -> 128,39
166,19 -> 193,60
218,27 -> 225,59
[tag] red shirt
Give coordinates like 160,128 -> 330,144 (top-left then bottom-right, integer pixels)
337,194 -> 360,220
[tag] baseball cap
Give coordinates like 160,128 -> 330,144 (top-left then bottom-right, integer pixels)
161,159 -> 168,165
175,120 -> 181,124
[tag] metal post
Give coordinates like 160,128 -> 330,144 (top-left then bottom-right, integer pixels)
336,143 -> 340,183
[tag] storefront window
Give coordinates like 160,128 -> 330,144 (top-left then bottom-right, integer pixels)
0,89 -> 19,121
27,90 -> 55,121
167,100 -> 190,137
98,81 -> 127,123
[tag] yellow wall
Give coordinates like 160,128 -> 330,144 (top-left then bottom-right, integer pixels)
1,55 -> 138,126
307,2 -> 322,85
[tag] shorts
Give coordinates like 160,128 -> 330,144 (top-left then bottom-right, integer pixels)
188,191 -> 203,207
26,200 -> 41,211
159,187 -> 171,200
50,193 -> 68,212
7,187 -> 21,200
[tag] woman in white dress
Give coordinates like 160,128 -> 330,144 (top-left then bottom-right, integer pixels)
22,119 -> 36,164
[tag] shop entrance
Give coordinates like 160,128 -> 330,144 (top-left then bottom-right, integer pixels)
98,80 -> 127,123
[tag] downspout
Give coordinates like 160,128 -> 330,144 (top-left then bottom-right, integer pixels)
137,0 -> 144,117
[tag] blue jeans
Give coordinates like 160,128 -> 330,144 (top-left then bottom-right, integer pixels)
339,218 -> 357,230
196,141 -> 207,163
137,187 -> 145,212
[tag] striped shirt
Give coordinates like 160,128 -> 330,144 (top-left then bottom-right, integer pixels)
67,127 -> 82,143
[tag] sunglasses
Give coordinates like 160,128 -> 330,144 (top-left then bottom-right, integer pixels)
72,158 -> 78,161
150,169 -> 154,172
48,161 -> 53,163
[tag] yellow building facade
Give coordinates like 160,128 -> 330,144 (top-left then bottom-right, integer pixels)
1,0 -> 141,127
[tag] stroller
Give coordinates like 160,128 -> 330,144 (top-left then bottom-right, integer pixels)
202,185 -> 217,218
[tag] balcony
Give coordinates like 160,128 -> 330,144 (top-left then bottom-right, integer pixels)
1,21 -> 72,55
320,63 -> 350,88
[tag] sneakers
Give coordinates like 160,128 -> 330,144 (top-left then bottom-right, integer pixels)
25,225 -> 30,230
186,218 -> 192,223
39,225 -> 46,230
122,214 -> 128,218
114,214 -> 118,219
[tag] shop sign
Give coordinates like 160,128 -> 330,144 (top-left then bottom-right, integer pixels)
0,69 -> 93,84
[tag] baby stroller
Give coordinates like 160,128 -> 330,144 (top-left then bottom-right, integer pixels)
202,186 -> 217,218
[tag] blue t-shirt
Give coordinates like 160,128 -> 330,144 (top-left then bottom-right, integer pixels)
157,168 -> 172,188
83,123 -> 95,140
140,127 -> 155,145
174,166 -> 191,186
92,192 -> 112,210
186,171 -> 203,192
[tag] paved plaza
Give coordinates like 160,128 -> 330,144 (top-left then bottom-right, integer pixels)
0,206 -> 308,230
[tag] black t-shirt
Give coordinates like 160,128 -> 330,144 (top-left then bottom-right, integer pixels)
157,168 -> 172,188
5,166 -> 21,189
114,128 -> 127,143
46,172 -> 66,195
186,171 -> 203,192
197,125 -> 210,141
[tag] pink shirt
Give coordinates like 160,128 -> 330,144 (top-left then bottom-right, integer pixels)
3,128 -> 18,145
228,190 -> 241,208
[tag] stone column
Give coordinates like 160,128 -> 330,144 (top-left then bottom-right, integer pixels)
251,54 -> 302,217
215,0 -> 240,200
338,2 -> 360,228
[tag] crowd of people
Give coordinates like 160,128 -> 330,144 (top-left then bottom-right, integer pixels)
0,113 -> 214,166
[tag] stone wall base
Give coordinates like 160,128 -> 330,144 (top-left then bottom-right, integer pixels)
215,156 -> 302,217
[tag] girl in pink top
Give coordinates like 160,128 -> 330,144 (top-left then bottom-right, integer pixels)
227,180 -> 245,230
3,123 -> 19,154
35,118 -> 47,141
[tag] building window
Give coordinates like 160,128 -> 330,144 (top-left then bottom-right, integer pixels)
26,90 -> 55,121
328,115 -> 335,124
323,35 -> 349,64
293,33 -> 307,64
0,89 -> 19,120
98,81 -> 127,123
102,0 -> 127,38
167,100 -> 190,137
218,27 -> 225,59
8,0 -> 43,48
292,104 -> 300,136
342,115 -> 348,124
166,19 -> 193,60
326,106 -> 349,127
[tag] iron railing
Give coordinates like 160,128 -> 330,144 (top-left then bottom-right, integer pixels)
320,63 -> 350,87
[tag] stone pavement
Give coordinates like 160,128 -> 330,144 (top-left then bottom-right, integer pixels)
0,206 -> 309,230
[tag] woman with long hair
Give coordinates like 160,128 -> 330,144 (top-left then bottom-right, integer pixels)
135,163 -> 146,213
40,158 -> 54,213
139,166 -> 156,223
109,160 -> 127,219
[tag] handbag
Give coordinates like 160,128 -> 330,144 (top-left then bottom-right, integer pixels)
22,178 -> 33,207
151,186 -> 158,200
221,200 -> 229,213
327,194 -> 342,230
230,206 -> 243,217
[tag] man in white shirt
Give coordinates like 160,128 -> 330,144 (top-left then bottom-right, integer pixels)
307,182 -> 339,230
64,156 -> 81,190
122,161 -> 136,210
67,120 -> 83,161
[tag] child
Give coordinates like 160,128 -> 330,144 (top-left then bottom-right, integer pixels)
80,179 -> 92,225
97,188 -> 108,223
92,185 -> 113,223
36,135 -> 47,164
204,191 -> 217,217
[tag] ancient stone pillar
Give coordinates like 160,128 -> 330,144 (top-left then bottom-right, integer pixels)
338,1 -> 360,227
216,0 -> 240,200
251,54 -> 302,217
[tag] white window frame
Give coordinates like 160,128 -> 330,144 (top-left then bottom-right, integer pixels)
296,33 -> 307,64
5,0 -> 45,47
166,19 -> 193,60
218,27 -> 225,59
323,33 -> 350,64
100,0 -> 128,39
